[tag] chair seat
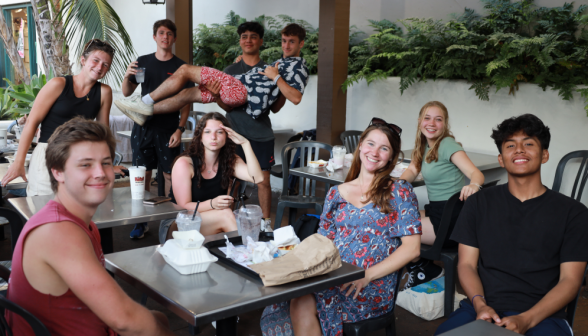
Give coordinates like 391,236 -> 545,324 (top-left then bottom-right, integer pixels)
343,308 -> 396,335
279,195 -> 325,204
270,164 -> 283,178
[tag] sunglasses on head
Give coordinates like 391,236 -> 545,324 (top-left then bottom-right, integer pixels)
369,117 -> 402,137
84,39 -> 115,54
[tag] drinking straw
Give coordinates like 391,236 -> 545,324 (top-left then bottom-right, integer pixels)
192,201 -> 200,221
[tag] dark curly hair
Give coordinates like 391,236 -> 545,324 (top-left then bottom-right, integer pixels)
491,114 -> 550,153
237,22 -> 264,39
176,112 -> 237,189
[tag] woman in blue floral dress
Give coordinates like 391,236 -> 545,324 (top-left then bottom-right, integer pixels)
260,118 -> 422,336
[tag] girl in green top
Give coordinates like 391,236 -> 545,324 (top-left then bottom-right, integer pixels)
400,101 -> 484,290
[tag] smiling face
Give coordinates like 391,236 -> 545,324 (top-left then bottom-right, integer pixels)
498,130 -> 549,178
201,119 -> 227,152
419,106 -> 446,146
81,50 -> 112,80
281,34 -> 304,58
358,129 -> 394,173
240,30 -> 263,55
153,26 -> 176,51
53,141 -> 114,208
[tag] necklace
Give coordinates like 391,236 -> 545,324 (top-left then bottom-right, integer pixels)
359,174 -> 366,201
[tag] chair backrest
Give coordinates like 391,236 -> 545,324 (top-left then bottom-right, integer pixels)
281,141 -> 333,197
186,116 -> 197,131
113,152 -> 123,166
0,295 -> 51,336
0,208 -> 25,254
340,130 -> 362,154
552,150 -> 588,201
566,264 -> 588,327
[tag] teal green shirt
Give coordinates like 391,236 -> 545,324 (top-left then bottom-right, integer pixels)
421,137 -> 465,201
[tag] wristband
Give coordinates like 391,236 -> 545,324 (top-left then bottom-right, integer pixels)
273,74 -> 281,84
470,183 -> 482,190
471,295 -> 485,304
210,199 -> 215,209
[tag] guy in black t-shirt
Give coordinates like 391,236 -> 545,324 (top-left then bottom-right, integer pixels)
120,19 -> 193,239
435,114 -> 588,336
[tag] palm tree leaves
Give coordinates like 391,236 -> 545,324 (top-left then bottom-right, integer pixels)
59,0 -> 137,86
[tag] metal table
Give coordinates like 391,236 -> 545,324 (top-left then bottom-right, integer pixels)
105,230 -> 364,336
289,149 -> 501,187
8,187 -> 184,253
0,163 -> 28,190
439,320 -> 518,335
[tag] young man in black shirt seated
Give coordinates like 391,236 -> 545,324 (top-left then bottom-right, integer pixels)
435,114 -> 588,336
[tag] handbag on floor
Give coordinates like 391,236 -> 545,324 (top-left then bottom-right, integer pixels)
396,277 -> 466,321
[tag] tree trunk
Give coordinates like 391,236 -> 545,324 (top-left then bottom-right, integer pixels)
29,0 -> 58,76
48,0 -> 71,75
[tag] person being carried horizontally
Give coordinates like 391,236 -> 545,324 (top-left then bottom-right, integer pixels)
399,101 -> 484,290
1,39 -> 114,196
5,118 -> 174,336
159,112 -> 264,243
435,114 -> 588,336
114,23 -> 309,125
261,118 -> 421,336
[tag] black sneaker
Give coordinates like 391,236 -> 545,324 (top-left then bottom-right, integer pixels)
401,259 -> 445,291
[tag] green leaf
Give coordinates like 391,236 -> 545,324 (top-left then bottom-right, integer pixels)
7,92 -> 35,103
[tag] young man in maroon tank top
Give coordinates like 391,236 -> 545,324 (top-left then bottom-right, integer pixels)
6,118 -> 174,336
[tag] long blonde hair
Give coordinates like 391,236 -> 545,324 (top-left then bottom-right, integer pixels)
412,101 -> 458,171
345,124 -> 401,214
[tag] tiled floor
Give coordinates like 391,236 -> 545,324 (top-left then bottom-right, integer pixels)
1,181 -> 587,335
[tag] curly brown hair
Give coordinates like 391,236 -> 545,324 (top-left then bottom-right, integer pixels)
176,112 -> 237,189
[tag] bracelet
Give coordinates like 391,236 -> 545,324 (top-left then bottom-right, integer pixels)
210,199 -> 215,209
471,295 -> 485,304
470,183 -> 482,190
273,74 -> 281,84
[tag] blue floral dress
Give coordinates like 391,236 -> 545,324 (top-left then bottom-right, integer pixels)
260,180 -> 421,336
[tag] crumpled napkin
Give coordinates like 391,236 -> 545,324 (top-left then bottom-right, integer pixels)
224,235 -> 279,263
326,160 -> 343,172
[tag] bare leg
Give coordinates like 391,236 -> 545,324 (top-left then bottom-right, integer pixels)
163,172 -> 172,196
144,170 -> 153,192
258,171 -> 272,218
149,64 -> 202,102
153,87 -> 202,115
291,294 -> 322,336
199,208 -> 238,236
411,209 -> 436,262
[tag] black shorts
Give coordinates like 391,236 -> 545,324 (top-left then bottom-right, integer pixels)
424,200 -> 464,248
235,138 -> 275,171
131,124 -> 181,173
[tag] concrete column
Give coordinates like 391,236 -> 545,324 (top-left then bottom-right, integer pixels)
316,0 -> 350,145
166,0 -> 192,64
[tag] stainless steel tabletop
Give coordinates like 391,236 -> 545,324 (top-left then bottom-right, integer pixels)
289,149 -> 500,187
439,320 -> 518,335
0,163 -> 28,190
105,231 -> 365,327
8,187 -> 184,229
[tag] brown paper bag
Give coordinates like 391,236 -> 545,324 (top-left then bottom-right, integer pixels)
249,233 -> 342,286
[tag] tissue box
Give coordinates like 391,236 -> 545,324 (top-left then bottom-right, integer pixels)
159,240 -> 218,275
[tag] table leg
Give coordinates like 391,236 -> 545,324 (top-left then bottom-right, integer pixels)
215,316 -> 238,336
100,228 -> 114,254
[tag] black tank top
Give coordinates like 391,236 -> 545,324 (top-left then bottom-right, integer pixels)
39,76 -> 102,143
169,155 -> 228,204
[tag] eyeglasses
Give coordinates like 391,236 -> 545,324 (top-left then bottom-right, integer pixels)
84,39 -> 115,55
369,117 -> 402,137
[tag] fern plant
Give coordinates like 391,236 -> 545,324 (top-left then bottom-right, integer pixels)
344,0 -> 588,112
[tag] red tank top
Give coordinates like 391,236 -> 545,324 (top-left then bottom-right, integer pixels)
6,200 -> 116,336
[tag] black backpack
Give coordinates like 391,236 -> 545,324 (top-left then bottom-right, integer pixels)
291,214 -> 321,241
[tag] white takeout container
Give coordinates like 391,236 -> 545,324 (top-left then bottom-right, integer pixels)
172,230 -> 205,249
158,240 -> 217,275
308,160 -> 328,168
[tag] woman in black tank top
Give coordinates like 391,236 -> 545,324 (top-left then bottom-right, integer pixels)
1,40 -> 115,194
165,112 -> 264,237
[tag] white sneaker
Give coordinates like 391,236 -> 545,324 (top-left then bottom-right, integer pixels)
118,107 -> 147,126
261,218 -> 273,232
114,95 -> 154,116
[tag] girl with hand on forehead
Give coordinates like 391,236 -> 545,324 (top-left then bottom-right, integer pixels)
159,112 -> 264,243
399,101 -> 484,290
1,39 -> 115,196
261,118 -> 422,336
